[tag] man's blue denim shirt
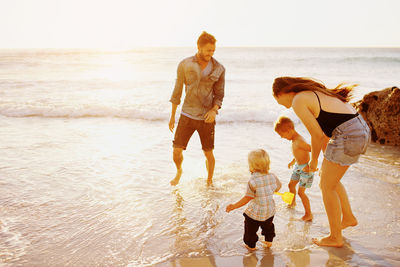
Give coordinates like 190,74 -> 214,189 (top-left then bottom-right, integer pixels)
169,55 -> 225,120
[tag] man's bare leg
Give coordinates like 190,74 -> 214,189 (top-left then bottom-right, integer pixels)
170,147 -> 183,186
204,150 -> 215,186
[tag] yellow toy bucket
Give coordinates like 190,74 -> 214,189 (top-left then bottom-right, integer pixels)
274,192 -> 294,205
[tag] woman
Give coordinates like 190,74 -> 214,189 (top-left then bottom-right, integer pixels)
272,77 -> 370,247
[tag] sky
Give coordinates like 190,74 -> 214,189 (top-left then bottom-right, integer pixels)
1,0 -> 399,48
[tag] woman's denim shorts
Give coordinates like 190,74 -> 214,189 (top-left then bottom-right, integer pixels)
324,115 -> 371,166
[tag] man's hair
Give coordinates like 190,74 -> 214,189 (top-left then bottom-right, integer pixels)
274,116 -> 295,133
248,149 -> 270,174
197,31 -> 216,47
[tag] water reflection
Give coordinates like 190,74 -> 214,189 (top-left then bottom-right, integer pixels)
242,253 -> 258,267
168,188 -> 218,267
323,241 -> 355,267
242,249 -> 275,267
286,250 -> 311,267
169,189 -> 190,253
322,239 -> 396,267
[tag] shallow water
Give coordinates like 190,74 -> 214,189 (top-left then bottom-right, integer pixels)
0,117 -> 399,266
0,48 -> 399,266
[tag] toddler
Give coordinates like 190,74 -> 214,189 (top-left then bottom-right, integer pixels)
226,149 -> 282,250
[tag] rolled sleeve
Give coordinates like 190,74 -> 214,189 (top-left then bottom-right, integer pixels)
212,68 -> 225,108
245,180 -> 255,198
169,61 -> 185,105
272,174 -> 279,191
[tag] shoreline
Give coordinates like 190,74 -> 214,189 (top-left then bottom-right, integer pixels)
156,241 -> 399,267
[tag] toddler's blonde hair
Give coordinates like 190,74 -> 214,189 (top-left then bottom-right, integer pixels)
248,149 -> 270,174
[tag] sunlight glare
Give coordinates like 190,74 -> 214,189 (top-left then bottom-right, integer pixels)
95,54 -> 138,81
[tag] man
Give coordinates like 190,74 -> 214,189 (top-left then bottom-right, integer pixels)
169,31 -> 225,186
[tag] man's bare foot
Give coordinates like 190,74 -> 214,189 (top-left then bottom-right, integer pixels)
261,241 -> 272,248
170,169 -> 182,186
301,214 -> 313,222
243,244 -> 257,251
312,236 -> 344,248
341,217 -> 358,229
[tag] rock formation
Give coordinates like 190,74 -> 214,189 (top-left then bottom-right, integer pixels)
353,86 -> 400,146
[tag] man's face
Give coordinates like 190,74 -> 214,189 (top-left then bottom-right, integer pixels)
197,43 -> 216,62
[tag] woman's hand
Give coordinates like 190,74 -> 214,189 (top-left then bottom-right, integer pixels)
307,159 -> 319,172
288,159 -> 295,169
303,159 -> 318,173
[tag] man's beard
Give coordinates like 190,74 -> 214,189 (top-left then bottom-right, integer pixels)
198,52 -> 210,62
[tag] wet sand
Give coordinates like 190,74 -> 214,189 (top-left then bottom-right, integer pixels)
158,238 -> 399,267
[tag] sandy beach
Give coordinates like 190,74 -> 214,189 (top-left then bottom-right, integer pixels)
0,48 -> 399,266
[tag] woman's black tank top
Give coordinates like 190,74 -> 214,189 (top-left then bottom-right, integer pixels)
313,91 -> 358,137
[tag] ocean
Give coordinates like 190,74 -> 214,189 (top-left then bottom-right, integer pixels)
0,47 -> 399,266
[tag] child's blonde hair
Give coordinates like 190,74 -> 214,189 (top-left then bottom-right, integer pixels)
274,116 -> 294,133
248,149 -> 270,174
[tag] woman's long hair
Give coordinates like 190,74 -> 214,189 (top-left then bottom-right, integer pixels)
272,77 -> 357,103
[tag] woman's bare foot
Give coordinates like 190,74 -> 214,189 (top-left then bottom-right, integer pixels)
289,201 -> 296,208
341,216 -> 358,229
312,236 -> 344,248
261,241 -> 272,248
301,214 -> 313,222
243,244 -> 257,251
170,169 -> 182,186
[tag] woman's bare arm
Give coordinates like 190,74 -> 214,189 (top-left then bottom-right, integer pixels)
292,92 -> 324,171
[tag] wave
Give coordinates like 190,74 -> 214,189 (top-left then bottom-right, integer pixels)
0,104 -> 166,121
341,56 -> 400,64
0,104 -> 283,124
289,55 -> 400,64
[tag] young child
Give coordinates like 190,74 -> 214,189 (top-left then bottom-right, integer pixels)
274,116 -> 314,221
226,149 -> 282,250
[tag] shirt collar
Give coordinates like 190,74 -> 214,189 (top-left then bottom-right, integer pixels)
192,54 -> 215,64
251,172 -> 266,178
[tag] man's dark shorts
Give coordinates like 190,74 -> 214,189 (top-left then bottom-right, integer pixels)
173,115 -> 215,151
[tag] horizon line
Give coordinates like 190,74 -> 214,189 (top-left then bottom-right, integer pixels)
0,45 -> 399,50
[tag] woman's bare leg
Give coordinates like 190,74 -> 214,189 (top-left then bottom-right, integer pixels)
335,181 -> 358,229
313,159 -> 349,247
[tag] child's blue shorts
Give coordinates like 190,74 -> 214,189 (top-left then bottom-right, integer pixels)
291,163 -> 314,188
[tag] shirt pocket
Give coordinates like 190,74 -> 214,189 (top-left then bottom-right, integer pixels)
208,66 -> 223,82
185,70 -> 198,85
208,73 -> 219,82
